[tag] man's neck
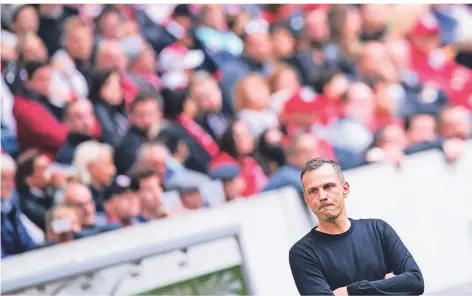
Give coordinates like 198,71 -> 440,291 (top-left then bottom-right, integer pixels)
316,214 -> 351,235
90,179 -> 103,191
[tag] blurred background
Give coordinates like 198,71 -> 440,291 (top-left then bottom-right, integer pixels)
1,3 -> 471,295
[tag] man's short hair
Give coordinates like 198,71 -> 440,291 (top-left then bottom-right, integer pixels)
64,16 -> 91,38
300,157 -> 344,183
129,168 -> 156,184
15,149 -> 43,193
129,91 -> 159,113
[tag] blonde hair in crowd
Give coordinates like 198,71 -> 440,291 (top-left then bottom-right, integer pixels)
73,140 -> 113,185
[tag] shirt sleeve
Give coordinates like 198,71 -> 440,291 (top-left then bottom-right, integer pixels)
346,220 -> 425,295
289,245 -> 334,295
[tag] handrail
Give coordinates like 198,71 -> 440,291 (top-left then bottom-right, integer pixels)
1,224 -> 243,294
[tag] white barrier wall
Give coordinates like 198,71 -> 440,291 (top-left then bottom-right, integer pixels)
1,141 -> 472,295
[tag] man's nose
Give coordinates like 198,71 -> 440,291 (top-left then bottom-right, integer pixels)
319,190 -> 328,201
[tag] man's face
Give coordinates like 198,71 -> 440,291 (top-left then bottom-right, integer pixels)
245,32 -> 273,63
130,99 -> 160,132
138,175 -> 163,209
12,6 -> 39,34
66,101 -> 95,135
29,155 -> 51,189
110,191 -> 141,219
407,114 -> 437,144
440,108 -> 472,140
181,191 -> 203,210
142,146 -> 168,180
22,38 -> 48,63
191,77 -> 222,113
99,11 -> 121,39
360,4 -> 389,33
89,151 -> 116,186
66,185 -> 96,227
97,43 -> 128,72
223,176 -> 245,201
66,27 -> 93,61
305,9 -> 330,43
379,125 -> 408,150
135,45 -> 156,73
1,167 -> 16,199
302,165 -> 349,222
292,135 -> 320,169
27,66 -> 52,97
233,120 -> 255,157
344,83 -> 375,124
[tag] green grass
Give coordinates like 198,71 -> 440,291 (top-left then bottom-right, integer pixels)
136,265 -> 248,295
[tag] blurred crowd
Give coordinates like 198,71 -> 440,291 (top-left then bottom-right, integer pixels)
1,4 -> 471,258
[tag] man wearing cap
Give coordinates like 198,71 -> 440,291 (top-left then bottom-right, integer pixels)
165,176 -> 210,212
103,175 -> 147,227
208,153 -> 245,203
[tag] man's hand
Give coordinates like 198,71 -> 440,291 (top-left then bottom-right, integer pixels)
385,272 -> 396,279
333,286 -> 348,296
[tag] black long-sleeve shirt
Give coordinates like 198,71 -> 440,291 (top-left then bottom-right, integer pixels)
289,218 -> 424,295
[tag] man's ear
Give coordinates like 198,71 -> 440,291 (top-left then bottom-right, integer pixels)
342,181 -> 350,198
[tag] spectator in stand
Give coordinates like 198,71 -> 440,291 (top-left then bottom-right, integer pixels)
50,15 -> 93,98
94,40 -> 139,106
220,18 -> 274,115
1,153 -> 38,258
438,105 -> 472,140
37,4 -> 78,57
133,143 -> 173,184
103,175 -> 147,226
44,206 -> 81,245
257,128 -> 287,176
327,5 -> 362,70
325,82 -> 375,156
263,133 -> 322,195
295,7 -> 347,84
208,153 -> 245,203
190,71 -> 229,140
128,41 -> 162,97
160,87 -> 218,173
405,113 -> 439,146
89,70 -> 128,146
365,124 -> 407,168
6,5 -> 39,37
13,61 -> 68,157
15,149 -> 67,231
56,100 -> 100,164
266,63 -> 302,117
166,181 -> 209,212
234,73 -> 279,138
63,182 -> 119,238
131,169 -> 168,220
359,4 -> 390,42
114,92 -> 163,175
95,5 -> 122,41
73,141 -> 116,213
270,24 -> 296,62
219,120 -> 267,197
195,5 -> 244,66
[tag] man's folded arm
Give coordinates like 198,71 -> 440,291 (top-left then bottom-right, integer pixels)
289,247 -> 334,295
346,220 -> 424,295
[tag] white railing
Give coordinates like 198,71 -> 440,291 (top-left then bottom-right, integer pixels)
1,141 -> 471,295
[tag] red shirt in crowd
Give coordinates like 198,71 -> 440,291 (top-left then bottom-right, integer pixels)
239,156 -> 268,198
